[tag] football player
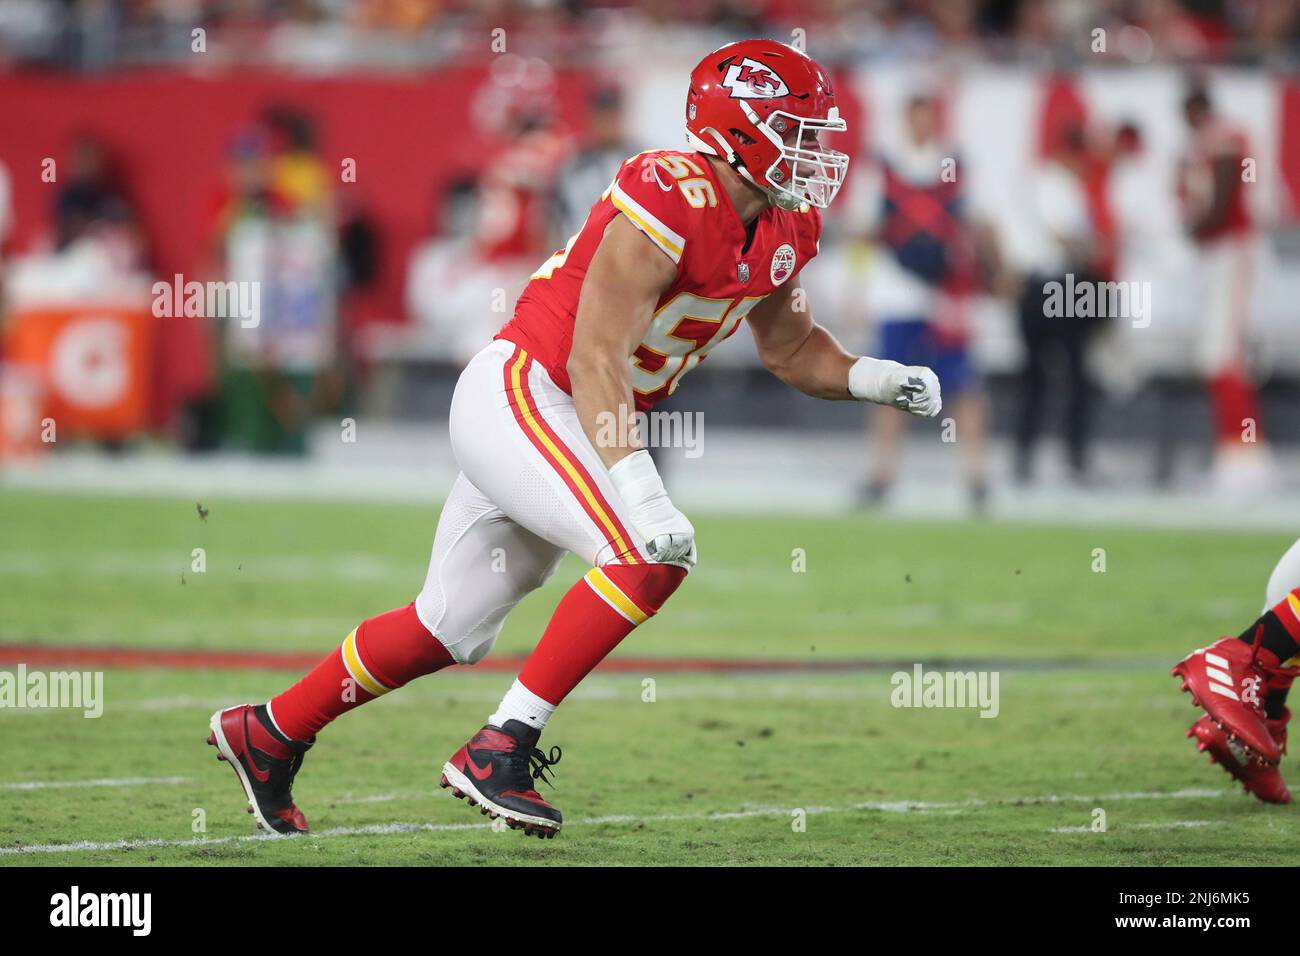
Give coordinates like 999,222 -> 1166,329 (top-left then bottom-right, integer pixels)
206,39 -> 942,838
1174,537 -> 1300,802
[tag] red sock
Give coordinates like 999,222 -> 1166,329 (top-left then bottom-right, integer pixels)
268,602 -> 454,741
518,564 -> 685,705
1208,370 -> 1262,444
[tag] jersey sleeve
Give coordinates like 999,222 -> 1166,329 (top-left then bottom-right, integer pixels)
604,153 -> 694,266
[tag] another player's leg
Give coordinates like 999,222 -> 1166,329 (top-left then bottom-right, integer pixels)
859,318 -> 918,506
207,471 -> 561,833
1174,538 -> 1300,788
931,330 -> 988,512
438,342 -> 688,836
1200,237 -> 1273,492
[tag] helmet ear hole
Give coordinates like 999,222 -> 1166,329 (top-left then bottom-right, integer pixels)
730,128 -> 756,146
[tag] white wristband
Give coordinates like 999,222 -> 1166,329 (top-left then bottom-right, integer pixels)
608,449 -> 665,509
847,356 -> 903,404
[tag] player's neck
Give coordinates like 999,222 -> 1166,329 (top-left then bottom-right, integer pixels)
706,155 -> 770,226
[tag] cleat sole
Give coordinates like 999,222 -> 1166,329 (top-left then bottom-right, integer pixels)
439,760 -> 561,838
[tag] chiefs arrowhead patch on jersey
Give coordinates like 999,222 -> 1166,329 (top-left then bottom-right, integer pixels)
771,243 -> 796,284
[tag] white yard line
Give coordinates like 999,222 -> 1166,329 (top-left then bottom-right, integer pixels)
0,786 -> 1233,856
0,776 -> 189,791
1050,820 -> 1224,833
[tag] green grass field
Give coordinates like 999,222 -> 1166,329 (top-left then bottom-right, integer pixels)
1,489 -> 1296,865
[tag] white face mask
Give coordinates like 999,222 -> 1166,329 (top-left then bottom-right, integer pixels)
743,103 -> 850,210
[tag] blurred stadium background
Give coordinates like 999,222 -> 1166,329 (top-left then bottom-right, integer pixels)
1,0 -> 1298,520
5,0 -> 1300,866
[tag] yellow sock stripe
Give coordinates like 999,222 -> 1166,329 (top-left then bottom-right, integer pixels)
341,628 -> 390,697
508,350 -> 640,563
584,568 -> 650,626
1281,594 -> 1300,667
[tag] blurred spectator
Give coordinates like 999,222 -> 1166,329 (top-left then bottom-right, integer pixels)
1013,122 -> 1110,485
208,110 -> 338,455
1177,83 -> 1274,491
405,176 -> 523,365
553,86 -> 635,241
3,0 -> 1298,70
474,78 -> 571,262
263,105 -> 332,216
55,133 -> 136,253
857,92 -> 991,512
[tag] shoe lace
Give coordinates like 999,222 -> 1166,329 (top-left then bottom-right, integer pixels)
1245,625 -> 1297,747
508,743 -> 563,790
287,750 -> 306,787
1248,623 -> 1300,681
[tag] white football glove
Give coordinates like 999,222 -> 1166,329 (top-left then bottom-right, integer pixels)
848,357 -> 943,418
608,449 -> 697,568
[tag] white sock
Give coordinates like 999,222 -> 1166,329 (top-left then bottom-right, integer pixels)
489,679 -> 556,733
263,701 -> 290,740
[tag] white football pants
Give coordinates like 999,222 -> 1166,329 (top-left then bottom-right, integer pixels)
414,339 -> 656,664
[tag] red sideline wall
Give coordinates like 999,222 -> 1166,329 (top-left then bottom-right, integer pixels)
0,67 -> 597,329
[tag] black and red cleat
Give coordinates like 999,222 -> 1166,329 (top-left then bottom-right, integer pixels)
207,704 -> 314,834
1171,636 -> 1280,764
1187,710 -> 1292,804
440,721 -> 563,838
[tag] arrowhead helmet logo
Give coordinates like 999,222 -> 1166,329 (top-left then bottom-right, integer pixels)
720,57 -> 790,99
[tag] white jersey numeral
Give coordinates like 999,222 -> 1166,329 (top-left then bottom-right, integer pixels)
631,291 -> 766,396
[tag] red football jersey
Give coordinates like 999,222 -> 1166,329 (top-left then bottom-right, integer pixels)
496,148 -> 822,410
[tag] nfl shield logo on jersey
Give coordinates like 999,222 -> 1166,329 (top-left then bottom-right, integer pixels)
737,262 -> 750,284
770,243 -> 796,285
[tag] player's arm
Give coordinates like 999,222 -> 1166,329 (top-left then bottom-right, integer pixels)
748,278 -> 942,417
568,213 -> 696,566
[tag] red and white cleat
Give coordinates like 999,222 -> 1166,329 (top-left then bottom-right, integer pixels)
207,704 -> 314,834
440,721 -> 563,839
1171,636 -> 1279,764
1187,710 -> 1291,804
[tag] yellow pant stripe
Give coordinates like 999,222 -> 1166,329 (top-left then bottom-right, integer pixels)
508,350 -> 640,563
342,628 -> 389,697
585,568 -> 649,626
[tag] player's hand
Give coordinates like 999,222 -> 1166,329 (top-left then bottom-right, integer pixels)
848,357 -> 943,418
608,449 -> 697,568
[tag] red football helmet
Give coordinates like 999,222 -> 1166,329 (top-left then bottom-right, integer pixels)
686,39 -> 849,210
